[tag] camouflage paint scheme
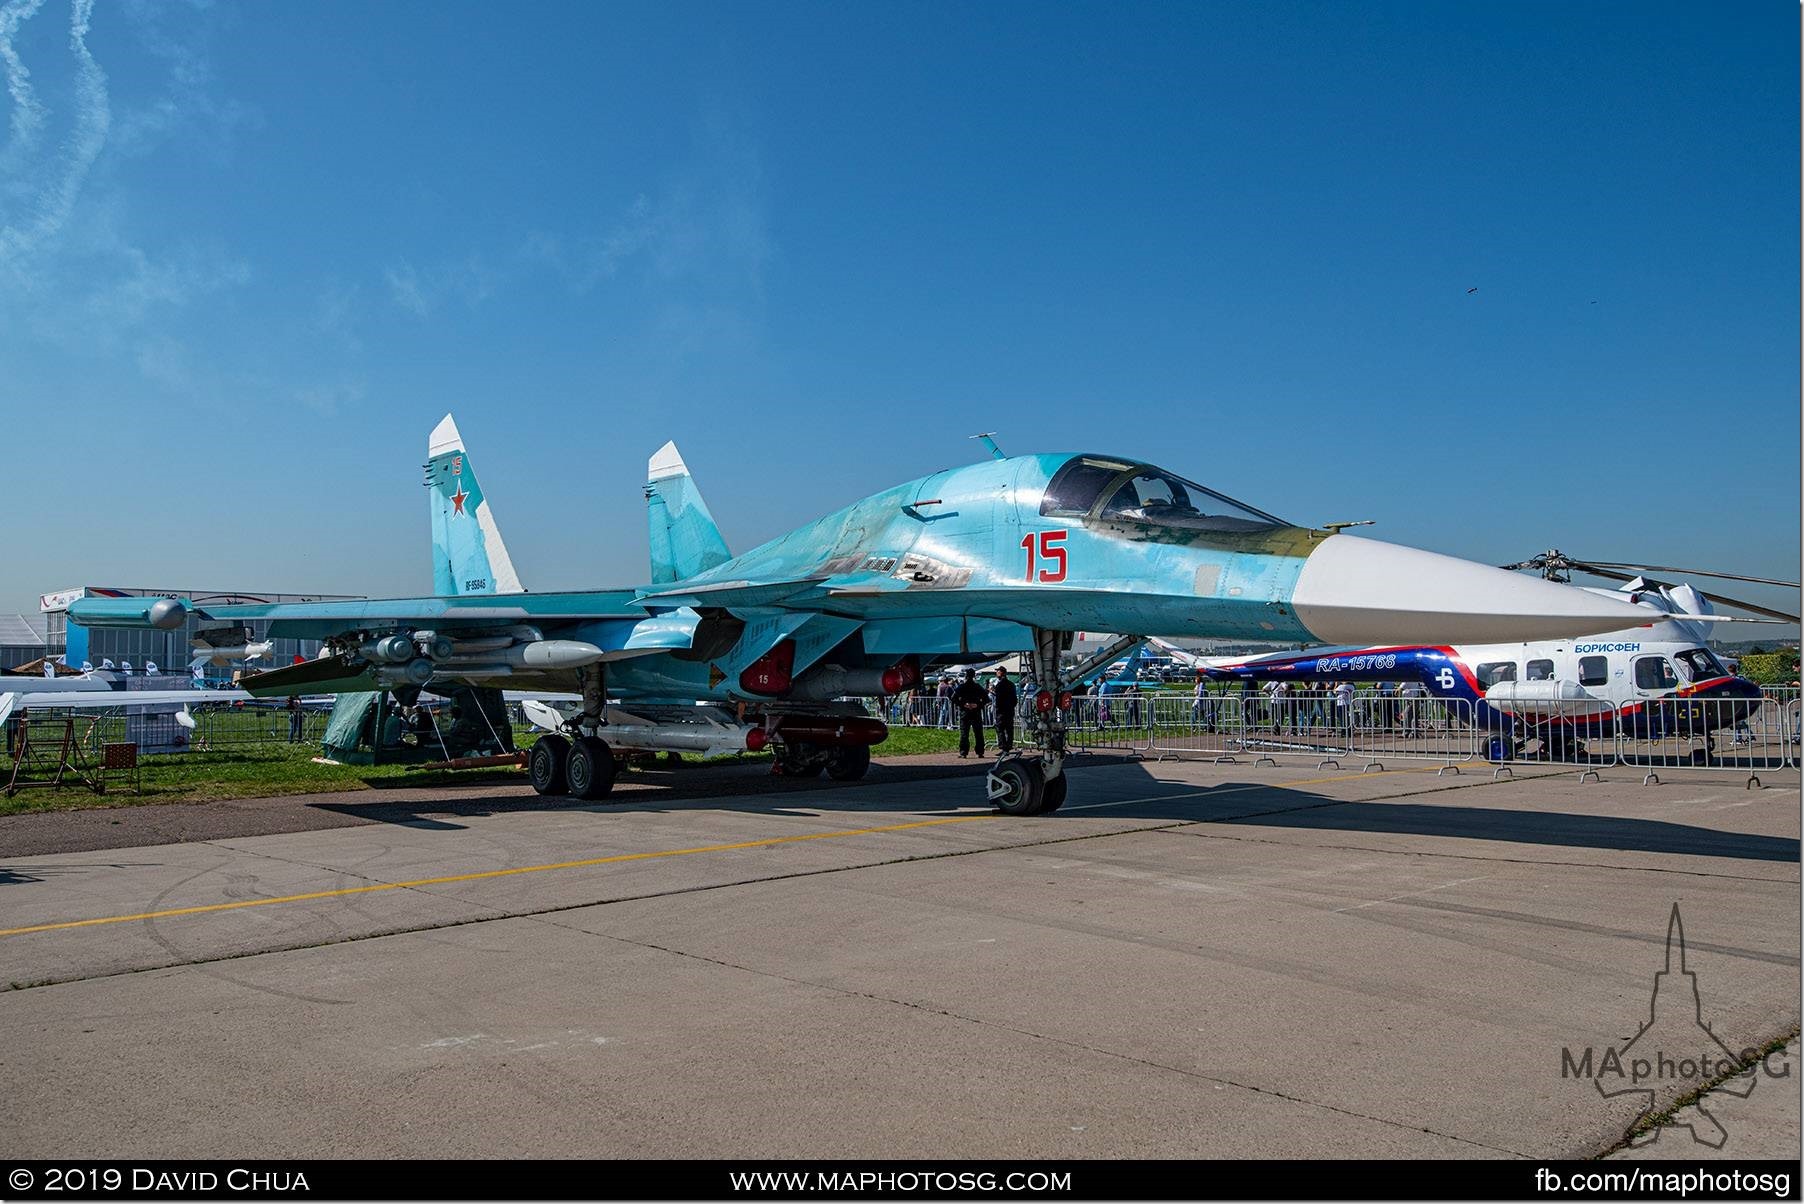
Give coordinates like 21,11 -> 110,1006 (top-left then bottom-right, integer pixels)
74,450 -> 1331,704
70,433 -> 1651,715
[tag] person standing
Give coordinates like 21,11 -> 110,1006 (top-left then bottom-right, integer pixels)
1191,675 -> 1215,731
953,669 -> 989,758
287,695 -> 304,743
991,668 -> 1017,753
1334,679 -> 1356,731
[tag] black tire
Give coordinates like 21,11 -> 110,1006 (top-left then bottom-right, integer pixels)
825,744 -> 872,781
1039,771 -> 1068,813
567,736 -> 616,800
529,735 -> 569,795
988,756 -> 1045,816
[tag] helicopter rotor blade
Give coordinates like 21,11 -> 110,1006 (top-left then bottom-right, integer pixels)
1583,561 -> 1799,589
1532,558 -> 1801,622
1681,589 -> 1799,624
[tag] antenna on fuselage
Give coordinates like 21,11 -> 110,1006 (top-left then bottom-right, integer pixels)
970,432 -> 1006,461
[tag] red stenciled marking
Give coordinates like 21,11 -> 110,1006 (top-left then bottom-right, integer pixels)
1023,530 -> 1068,583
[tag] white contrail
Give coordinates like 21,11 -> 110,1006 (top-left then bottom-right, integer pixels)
0,0 -> 107,266
0,0 -> 48,165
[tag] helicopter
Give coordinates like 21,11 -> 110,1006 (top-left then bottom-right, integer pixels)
1195,553 -> 1798,762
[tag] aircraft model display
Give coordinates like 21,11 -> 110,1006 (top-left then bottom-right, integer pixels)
71,418 -> 1663,814
1198,580 -> 1785,760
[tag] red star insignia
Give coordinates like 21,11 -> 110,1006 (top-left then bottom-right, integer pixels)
450,484 -> 468,515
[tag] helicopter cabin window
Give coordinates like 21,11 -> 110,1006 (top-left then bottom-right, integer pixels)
1476,662 -> 1517,689
1097,467 -> 1285,532
1525,659 -> 1556,681
1673,648 -> 1727,683
1634,656 -> 1679,691
1578,656 -> 1609,686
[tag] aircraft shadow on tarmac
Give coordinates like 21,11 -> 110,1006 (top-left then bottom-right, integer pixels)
310,757 -> 1002,829
308,755 -> 1801,864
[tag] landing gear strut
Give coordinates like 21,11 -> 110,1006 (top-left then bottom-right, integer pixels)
986,629 -> 1078,815
528,665 -> 617,800
986,630 -> 1144,814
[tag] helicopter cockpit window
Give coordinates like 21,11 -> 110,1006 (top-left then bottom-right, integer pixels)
1634,656 -> 1679,691
1673,649 -> 1727,683
1096,466 -> 1285,533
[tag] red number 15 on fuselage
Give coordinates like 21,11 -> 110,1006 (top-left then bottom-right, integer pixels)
1021,530 -> 1068,583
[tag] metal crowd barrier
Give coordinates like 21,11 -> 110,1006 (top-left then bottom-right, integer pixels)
1612,690 -> 1800,786
1145,693 -> 1250,763
1146,691 -> 1486,773
1062,696 -> 1145,752
2,702 -> 331,757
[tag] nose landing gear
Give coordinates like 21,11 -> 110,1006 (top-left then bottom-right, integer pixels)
985,629 -> 1140,816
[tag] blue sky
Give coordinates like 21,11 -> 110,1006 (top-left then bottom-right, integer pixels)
2,0 -> 1797,619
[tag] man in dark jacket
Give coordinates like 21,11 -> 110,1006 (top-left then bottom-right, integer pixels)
952,668 -> 989,758
991,668 -> 1017,753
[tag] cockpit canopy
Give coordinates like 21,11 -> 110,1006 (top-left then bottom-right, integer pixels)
1040,455 -> 1287,534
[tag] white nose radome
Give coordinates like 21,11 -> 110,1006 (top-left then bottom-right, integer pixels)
1292,535 -> 1656,645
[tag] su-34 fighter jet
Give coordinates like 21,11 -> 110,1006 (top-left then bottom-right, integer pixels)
72,418 -> 1659,814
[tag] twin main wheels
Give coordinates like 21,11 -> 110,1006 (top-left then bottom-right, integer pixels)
528,734 -> 615,800
987,755 -> 1067,816
529,735 -> 875,800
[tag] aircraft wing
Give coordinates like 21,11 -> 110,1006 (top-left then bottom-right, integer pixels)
70,591 -> 649,642
0,689 -> 252,724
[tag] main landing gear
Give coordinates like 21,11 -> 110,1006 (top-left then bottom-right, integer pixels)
527,666 -> 619,801
528,733 -> 618,800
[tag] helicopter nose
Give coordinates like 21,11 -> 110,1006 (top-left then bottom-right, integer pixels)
1291,534 -> 1657,644
1727,676 -> 1766,700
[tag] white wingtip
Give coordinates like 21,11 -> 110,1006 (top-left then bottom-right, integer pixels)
648,440 -> 689,482
429,413 -> 463,457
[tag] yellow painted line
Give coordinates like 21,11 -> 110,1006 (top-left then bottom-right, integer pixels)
0,814 -> 995,939
1,761 -> 1487,941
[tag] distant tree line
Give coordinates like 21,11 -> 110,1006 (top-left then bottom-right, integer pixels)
1738,647 -> 1801,685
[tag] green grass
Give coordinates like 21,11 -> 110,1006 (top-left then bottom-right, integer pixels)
0,725 -> 971,815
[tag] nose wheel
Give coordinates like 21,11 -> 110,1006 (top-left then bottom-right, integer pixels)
987,755 -> 1046,815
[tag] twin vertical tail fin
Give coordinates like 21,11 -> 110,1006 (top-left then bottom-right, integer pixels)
645,440 -> 732,584
426,414 -> 524,596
